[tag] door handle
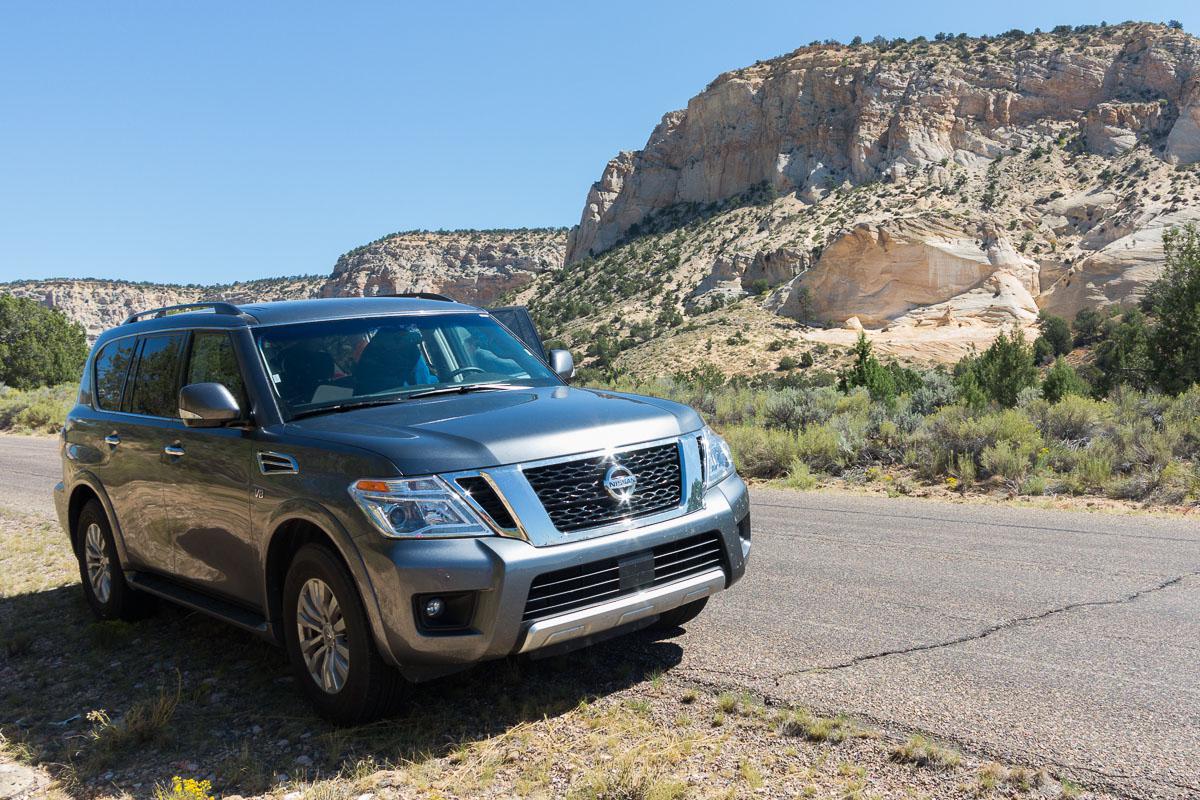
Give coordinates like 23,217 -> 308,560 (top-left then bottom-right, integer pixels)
163,444 -> 186,457
104,433 -> 120,447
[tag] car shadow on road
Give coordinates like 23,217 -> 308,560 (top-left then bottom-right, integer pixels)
0,581 -> 685,796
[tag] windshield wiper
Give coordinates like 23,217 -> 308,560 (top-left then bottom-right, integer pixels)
290,398 -> 407,420
406,383 -> 521,399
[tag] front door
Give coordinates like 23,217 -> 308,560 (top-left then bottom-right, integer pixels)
163,331 -> 257,604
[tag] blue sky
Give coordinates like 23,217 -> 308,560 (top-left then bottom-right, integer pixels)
1,1 -> 1195,284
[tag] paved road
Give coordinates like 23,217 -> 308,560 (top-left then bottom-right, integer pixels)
2,434 -> 1197,798
0,434 -> 61,518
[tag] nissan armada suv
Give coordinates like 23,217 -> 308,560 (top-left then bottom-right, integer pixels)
55,296 -> 751,723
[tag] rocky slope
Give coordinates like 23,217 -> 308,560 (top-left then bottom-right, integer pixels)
320,229 -> 567,305
2,230 -> 567,339
528,23 -> 1200,373
0,276 -> 324,339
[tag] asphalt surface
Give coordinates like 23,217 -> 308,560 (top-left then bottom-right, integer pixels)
2,433 -> 1197,798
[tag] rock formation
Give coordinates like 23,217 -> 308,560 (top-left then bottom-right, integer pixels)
3,230 -> 568,340
537,23 -> 1200,370
0,276 -> 323,340
320,229 -> 567,306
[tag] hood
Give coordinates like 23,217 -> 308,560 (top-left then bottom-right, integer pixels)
284,385 -> 703,474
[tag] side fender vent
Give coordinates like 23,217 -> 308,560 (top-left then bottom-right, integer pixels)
257,452 -> 299,475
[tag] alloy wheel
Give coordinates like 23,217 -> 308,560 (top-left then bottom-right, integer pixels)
296,577 -> 350,693
84,522 -> 112,604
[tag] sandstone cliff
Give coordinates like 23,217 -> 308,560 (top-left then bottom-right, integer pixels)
0,276 -> 323,340
320,229 -> 567,305
537,23 -> 1200,371
4,230 -> 568,339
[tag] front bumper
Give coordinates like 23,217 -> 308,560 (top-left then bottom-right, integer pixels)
355,472 -> 750,679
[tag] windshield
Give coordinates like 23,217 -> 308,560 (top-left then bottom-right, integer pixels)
257,312 -> 560,417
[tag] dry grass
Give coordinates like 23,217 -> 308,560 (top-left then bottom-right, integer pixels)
890,734 -> 964,769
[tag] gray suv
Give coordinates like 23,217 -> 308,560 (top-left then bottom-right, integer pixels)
55,296 -> 750,723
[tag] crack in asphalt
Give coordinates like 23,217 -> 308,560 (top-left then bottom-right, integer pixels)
771,570 -> 1199,680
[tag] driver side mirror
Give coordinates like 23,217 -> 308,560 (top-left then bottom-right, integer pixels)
549,349 -> 575,381
179,382 -> 243,427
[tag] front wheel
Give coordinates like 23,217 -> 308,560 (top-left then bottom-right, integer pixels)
282,544 -> 405,725
650,597 -> 709,631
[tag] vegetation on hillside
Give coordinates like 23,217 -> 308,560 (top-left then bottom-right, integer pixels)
584,226 -> 1200,507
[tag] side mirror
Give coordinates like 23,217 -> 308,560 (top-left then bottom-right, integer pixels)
549,349 -> 575,381
179,383 -> 242,427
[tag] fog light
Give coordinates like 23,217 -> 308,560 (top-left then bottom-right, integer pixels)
423,597 -> 445,618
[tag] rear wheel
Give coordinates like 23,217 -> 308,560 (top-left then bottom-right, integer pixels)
282,544 -> 405,724
650,597 -> 709,631
75,500 -> 154,621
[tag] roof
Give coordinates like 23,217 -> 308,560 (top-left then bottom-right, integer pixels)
98,296 -> 483,344
237,296 -> 478,325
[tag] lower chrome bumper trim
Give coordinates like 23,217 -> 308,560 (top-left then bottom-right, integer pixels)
517,568 -> 725,654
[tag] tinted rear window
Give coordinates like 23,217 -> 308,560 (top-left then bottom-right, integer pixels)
128,334 -> 187,417
93,338 -> 136,411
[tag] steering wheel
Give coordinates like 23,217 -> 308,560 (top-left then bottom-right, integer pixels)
447,366 -> 486,381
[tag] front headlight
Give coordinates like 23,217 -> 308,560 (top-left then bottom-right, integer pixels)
699,425 -> 735,488
349,477 -> 491,539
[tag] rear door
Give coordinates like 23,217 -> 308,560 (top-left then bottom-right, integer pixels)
163,331 -> 257,603
69,335 -> 139,550
114,332 -> 189,572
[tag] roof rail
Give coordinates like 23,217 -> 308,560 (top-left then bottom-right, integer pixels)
121,302 -> 248,325
379,292 -> 455,302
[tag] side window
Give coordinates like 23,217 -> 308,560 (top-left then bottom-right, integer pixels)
128,334 -> 187,417
187,332 -> 247,405
93,339 -> 136,411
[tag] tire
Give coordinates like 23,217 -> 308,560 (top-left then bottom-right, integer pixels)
650,597 -> 709,631
75,500 -> 155,621
281,544 -> 405,725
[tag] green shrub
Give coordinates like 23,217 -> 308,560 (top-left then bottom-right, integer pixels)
1064,443 -> 1116,494
795,424 -> 841,472
950,452 -> 977,488
981,441 -> 1034,490
1152,462 -> 1200,505
782,460 -> 819,490
1039,393 -> 1109,443
957,328 -> 1039,408
1041,357 -> 1090,403
1020,475 -> 1048,496
1093,308 -> 1152,394
1147,225 -> 1200,393
0,296 -> 88,390
909,370 -> 958,415
0,384 -> 76,433
723,425 -> 800,479
1072,308 -> 1103,346
1163,385 -> 1200,459
763,390 -> 804,431
1033,312 -> 1073,363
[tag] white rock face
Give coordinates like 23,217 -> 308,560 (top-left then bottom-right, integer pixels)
0,276 -> 323,340
2,231 -> 567,339
320,230 -> 567,306
552,23 -> 1200,353
568,26 -> 1200,264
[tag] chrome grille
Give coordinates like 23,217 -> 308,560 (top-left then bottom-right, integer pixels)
522,442 -> 682,533
522,532 -> 726,622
